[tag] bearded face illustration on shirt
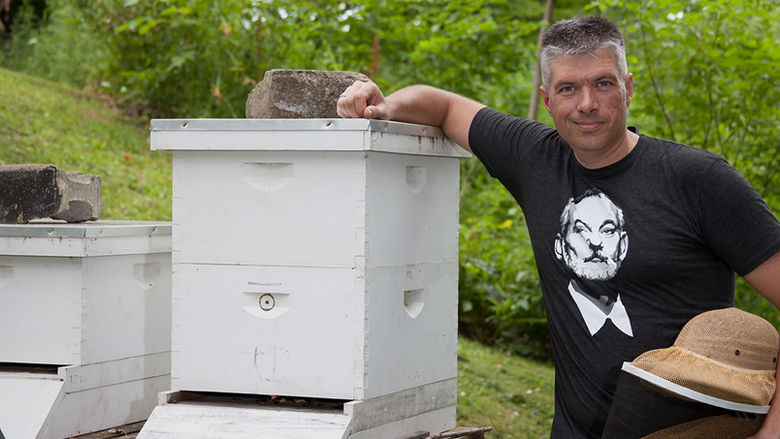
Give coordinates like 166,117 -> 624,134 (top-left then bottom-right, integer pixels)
554,189 -> 633,337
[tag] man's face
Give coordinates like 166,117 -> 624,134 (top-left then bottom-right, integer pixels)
540,50 -> 633,161
559,195 -> 628,280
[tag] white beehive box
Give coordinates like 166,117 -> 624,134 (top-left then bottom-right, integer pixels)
150,119 -> 468,404
0,220 -> 172,365
0,220 -> 172,439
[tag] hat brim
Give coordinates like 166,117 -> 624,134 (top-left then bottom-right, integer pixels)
622,362 -> 771,414
639,414 -> 763,439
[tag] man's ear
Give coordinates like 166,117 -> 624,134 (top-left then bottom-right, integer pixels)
541,85 -> 552,113
554,234 -> 565,261
618,231 -> 629,261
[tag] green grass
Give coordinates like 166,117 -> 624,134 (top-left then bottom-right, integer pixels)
0,68 -> 171,220
457,336 -> 554,437
0,67 -> 556,437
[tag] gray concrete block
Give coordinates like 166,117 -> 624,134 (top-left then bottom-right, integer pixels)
0,164 -> 102,224
246,69 -> 370,119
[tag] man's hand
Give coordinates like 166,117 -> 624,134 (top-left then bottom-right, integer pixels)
336,81 -> 483,151
336,80 -> 389,120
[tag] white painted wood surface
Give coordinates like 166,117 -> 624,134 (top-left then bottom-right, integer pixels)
171,264 -> 363,399
0,221 -> 171,257
150,119 -> 469,158
138,403 -> 350,439
40,358 -> 170,439
0,221 -> 172,366
0,256 -> 82,364
0,222 -> 173,438
139,380 -> 456,439
347,406 -> 455,439
148,120 -> 463,437
0,354 -> 170,439
0,372 -> 62,439
362,264 -> 458,398
343,378 -> 456,434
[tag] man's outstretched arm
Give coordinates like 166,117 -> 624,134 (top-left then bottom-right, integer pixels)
336,81 -> 484,152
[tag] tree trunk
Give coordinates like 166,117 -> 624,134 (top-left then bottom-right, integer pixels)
527,0 -> 555,120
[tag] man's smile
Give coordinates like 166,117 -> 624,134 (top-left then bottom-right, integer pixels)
573,119 -> 605,131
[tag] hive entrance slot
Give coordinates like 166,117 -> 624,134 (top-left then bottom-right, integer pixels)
0,362 -> 62,375
166,390 -> 347,411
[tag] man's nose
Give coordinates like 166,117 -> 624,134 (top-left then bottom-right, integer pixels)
588,237 -> 603,251
577,86 -> 598,113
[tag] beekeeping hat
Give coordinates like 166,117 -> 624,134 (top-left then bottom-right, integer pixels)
638,414 -> 763,439
624,307 -> 779,412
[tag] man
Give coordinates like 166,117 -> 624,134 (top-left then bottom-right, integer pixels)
337,16 -> 780,438
555,189 -> 633,338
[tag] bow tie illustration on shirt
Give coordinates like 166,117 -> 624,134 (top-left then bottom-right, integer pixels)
567,280 -> 634,337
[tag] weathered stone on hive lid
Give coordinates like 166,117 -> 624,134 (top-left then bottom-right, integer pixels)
0,164 -> 102,224
246,69 -> 370,118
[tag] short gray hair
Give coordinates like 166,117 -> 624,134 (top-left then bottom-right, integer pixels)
540,16 -> 627,89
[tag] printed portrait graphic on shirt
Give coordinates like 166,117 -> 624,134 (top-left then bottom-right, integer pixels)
554,189 -> 633,337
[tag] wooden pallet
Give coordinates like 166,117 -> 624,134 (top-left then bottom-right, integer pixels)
71,420 -> 491,439
71,421 -> 145,439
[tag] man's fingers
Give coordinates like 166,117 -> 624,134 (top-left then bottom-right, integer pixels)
351,91 -> 367,118
348,81 -> 370,117
364,105 -> 384,119
336,81 -> 364,118
337,80 -> 385,119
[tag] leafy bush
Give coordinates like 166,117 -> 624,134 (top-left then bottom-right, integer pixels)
6,0 -> 550,118
1,2 -> 108,88
458,164 -> 551,359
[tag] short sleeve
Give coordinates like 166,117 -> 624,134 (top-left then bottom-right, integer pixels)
468,107 -> 559,182
694,158 -> 780,276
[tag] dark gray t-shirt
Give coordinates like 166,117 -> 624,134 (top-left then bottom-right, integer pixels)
468,107 -> 780,438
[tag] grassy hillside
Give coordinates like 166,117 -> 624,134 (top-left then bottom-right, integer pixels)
0,67 -> 556,437
0,68 -> 171,220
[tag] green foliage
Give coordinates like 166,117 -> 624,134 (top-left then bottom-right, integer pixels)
459,164 -> 550,359
4,0 -> 550,118
1,2 -> 108,88
70,0 -> 261,117
589,0 -> 780,327
0,68 -> 171,220
595,0 -> 780,204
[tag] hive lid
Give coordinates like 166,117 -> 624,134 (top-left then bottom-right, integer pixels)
0,220 -> 171,239
0,220 -> 171,257
149,118 -> 471,158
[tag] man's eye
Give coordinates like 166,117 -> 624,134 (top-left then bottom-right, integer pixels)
560,86 -> 575,93
574,226 -> 586,234
597,81 -> 612,88
601,226 -> 616,235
